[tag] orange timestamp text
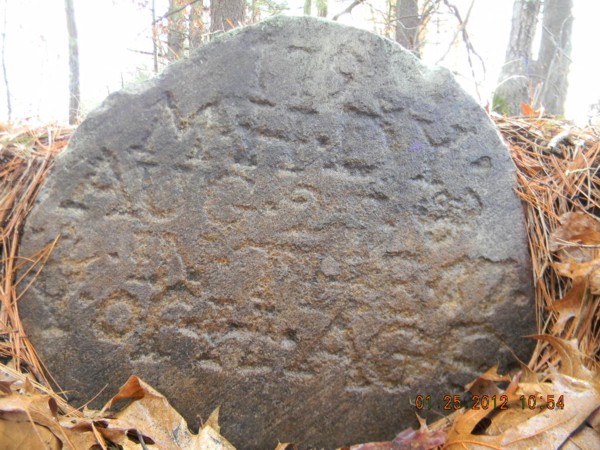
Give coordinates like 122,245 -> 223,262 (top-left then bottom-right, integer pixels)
414,394 -> 565,411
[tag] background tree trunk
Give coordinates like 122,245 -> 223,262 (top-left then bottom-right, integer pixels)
210,0 -> 245,33
395,0 -> 420,56
316,0 -> 327,17
65,0 -> 80,124
304,0 -> 312,16
151,0 -> 159,72
494,0 -> 572,116
167,0 -> 186,62
1,0 -> 11,122
494,0 -> 541,115
189,0 -> 205,50
536,0 -> 573,115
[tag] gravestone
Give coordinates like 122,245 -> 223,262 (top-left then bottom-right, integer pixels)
20,16 -> 534,449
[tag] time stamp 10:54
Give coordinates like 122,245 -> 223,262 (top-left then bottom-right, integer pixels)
414,394 -> 565,411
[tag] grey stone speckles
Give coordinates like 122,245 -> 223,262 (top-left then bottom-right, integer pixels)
20,16 -> 534,449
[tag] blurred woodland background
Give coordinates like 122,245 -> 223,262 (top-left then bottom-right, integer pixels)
0,0 -> 599,126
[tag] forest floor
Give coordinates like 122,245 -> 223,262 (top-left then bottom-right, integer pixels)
0,112 -> 598,449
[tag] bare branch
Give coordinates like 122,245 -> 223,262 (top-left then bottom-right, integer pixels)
126,48 -> 156,56
332,0 -> 365,21
152,0 -> 203,25
437,0 -> 485,100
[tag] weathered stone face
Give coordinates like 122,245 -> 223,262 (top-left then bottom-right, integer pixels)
20,16 -> 534,449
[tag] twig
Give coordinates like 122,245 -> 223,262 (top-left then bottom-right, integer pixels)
547,128 -> 571,154
126,48 -> 155,56
151,0 -> 202,25
136,430 -> 150,450
332,0 -> 365,21
437,0 -> 486,100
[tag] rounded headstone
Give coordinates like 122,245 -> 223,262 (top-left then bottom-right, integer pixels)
20,16 -> 534,449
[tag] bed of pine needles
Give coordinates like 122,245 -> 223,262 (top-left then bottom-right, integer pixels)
0,112 -> 598,449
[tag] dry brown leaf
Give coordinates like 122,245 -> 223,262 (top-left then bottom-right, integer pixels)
509,364 -> 537,389
391,415 -> 446,449
550,212 -> 600,251
549,279 -> 588,334
0,381 -> 14,395
191,406 -> 236,450
445,373 -> 599,449
590,267 -> 600,294
89,423 -> 109,450
98,376 -> 234,450
59,418 -> 111,449
0,419 -> 60,450
205,405 -> 221,432
465,365 -> 511,397
550,213 -> 600,291
0,366 -> 235,449
193,422 -> 237,450
350,416 -> 445,450
98,376 -> 189,448
444,407 -> 504,450
554,258 -> 600,280
560,425 -> 600,449
275,443 -> 299,450
445,385 -> 523,446
446,336 -> 600,450
485,408 -> 530,435
589,407 -> 600,431
104,374 -> 152,407
0,393 -> 96,449
519,103 -> 542,118
499,372 -> 600,448
530,335 -> 595,380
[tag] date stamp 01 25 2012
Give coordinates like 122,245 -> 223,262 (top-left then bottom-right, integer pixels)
414,394 -> 565,411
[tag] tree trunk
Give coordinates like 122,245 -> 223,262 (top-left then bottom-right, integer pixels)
536,0 -> 573,115
304,0 -> 311,16
316,0 -> 327,17
210,0 -> 245,33
65,0 -> 80,125
167,0 -> 187,62
1,0 -> 11,122
189,0 -> 205,50
250,0 -> 259,22
395,0 -> 420,56
151,0 -> 159,72
494,0 -> 541,115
